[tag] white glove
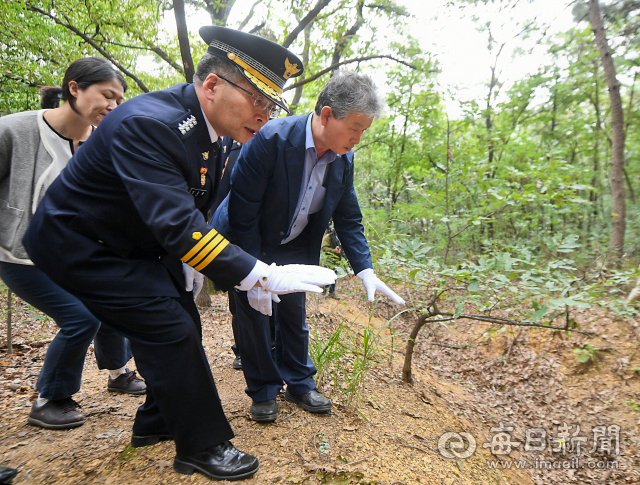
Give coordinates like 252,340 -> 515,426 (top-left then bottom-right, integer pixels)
357,268 -> 405,304
260,263 -> 336,295
193,271 -> 204,299
627,278 -> 640,304
182,263 -> 205,299
247,287 -> 281,316
276,264 -> 337,279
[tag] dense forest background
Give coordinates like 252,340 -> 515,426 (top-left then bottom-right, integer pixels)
3,0 -> 640,330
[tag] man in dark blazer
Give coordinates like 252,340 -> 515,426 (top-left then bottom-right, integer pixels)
211,138 -> 271,371
22,27 -> 335,481
212,71 -> 405,423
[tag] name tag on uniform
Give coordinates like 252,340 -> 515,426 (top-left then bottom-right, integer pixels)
189,188 -> 207,198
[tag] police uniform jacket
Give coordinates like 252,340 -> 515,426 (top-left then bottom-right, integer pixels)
212,113 -> 372,273
23,83 -> 256,297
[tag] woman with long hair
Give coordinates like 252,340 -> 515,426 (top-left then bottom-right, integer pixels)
0,57 -> 145,430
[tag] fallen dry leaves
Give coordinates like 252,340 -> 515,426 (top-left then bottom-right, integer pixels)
3,279 -> 636,483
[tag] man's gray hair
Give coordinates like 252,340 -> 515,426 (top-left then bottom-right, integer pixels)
194,53 -> 242,85
314,71 -> 383,119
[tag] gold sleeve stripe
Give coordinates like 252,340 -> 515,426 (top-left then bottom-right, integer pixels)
195,239 -> 230,271
181,229 -> 218,263
187,234 -> 225,267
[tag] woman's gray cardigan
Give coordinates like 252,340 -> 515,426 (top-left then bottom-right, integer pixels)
0,110 -> 58,264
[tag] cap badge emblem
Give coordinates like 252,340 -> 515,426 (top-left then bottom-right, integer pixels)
284,58 -> 301,79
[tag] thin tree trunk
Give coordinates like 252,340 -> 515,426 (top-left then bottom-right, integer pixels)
6,289 -> 12,355
550,76 -> 558,136
238,0 -> 262,30
402,314 -> 429,384
26,4 -> 150,92
484,43 -> 504,240
329,0 -> 365,76
282,0 -> 332,48
289,19 -> 312,114
443,120 -> 453,266
196,278 -> 212,308
391,83 -> 413,208
589,0 -> 626,259
589,62 -> 601,234
203,0 -> 237,25
283,55 -> 418,92
174,0 -> 195,83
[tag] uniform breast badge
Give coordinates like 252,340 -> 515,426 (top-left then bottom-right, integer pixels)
202,151 -> 209,160
200,167 -> 208,186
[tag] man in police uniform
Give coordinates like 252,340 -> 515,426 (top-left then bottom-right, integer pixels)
23,27 -> 335,481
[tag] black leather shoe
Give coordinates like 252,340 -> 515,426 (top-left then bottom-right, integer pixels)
0,466 -> 18,484
173,441 -> 259,480
108,368 -> 147,395
27,398 -> 85,429
130,433 -> 172,448
284,388 -> 331,413
232,356 -> 243,370
250,399 -> 278,422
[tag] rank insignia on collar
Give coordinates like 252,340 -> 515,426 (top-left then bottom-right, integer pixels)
178,115 -> 197,135
202,151 -> 209,160
223,145 -> 227,153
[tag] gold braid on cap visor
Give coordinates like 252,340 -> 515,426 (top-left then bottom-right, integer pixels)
227,53 -> 285,104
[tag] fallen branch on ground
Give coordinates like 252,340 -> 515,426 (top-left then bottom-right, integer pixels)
401,298 -> 593,383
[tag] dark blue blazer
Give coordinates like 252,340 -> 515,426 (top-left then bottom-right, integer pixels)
23,83 -> 256,297
212,113 -> 372,274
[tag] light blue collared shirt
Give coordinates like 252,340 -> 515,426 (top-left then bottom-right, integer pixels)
281,113 -> 337,244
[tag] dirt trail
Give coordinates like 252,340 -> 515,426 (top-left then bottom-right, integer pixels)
0,282 -> 597,484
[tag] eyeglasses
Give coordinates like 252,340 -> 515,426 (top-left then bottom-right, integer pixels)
217,74 -> 282,118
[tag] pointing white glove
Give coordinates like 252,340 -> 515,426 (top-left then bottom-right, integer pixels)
183,263 -> 205,299
247,287 -> 281,316
356,268 -> 405,304
276,264 -> 337,279
260,263 -> 336,295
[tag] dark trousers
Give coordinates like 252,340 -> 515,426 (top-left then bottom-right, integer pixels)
234,227 -> 317,402
229,290 -> 275,358
229,291 -> 239,357
0,262 -> 131,400
77,282 -> 233,456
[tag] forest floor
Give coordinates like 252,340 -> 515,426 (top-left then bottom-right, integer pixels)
0,277 -> 639,484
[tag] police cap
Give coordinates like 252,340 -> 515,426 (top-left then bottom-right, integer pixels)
199,25 -> 304,114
